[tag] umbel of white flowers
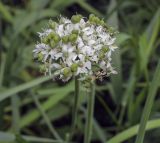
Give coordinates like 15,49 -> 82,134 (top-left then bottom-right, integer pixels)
33,14 -> 118,82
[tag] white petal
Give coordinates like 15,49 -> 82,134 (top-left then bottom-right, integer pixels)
51,63 -> 61,69
84,61 -> 91,70
109,45 -> 118,51
88,40 -> 95,45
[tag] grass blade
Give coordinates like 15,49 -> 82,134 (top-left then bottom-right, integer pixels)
20,82 -> 74,128
107,119 -> 160,143
77,0 -> 103,17
31,93 -> 62,140
135,61 -> 160,143
0,75 -> 54,102
11,94 -> 20,133
0,131 -> 62,143
0,2 -> 13,23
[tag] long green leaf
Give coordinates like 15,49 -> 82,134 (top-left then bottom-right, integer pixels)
31,93 -> 62,140
0,131 -> 61,143
13,9 -> 58,36
20,82 -> 74,128
139,8 -> 160,72
135,61 -> 160,143
0,2 -> 13,23
108,60 -> 160,143
0,75 -> 53,102
107,119 -> 160,143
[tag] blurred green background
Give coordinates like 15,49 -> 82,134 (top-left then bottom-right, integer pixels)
0,0 -> 160,143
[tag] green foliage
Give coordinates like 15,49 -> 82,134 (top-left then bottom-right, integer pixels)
0,0 -> 160,143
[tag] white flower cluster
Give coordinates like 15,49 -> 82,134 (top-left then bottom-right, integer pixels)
33,14 -> 118,81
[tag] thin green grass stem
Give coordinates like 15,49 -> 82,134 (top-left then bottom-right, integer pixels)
31,93 -> 62,141
135,61 -> 160,143
70,76 -> 80,139
84,81 -> 95,143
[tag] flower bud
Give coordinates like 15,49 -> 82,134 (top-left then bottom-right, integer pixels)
49,20 -> 57,29
48,32 -> 55,39
89,14 -> 95,22
93,17 -> 100,24
71,14 -> 82,24
102,46 -> 109,53
100,20 -> 105,26
62,36 -> 69,43
99,51 -> 105,59
37,52 -> 43,61
71,63 -> 78,72
69,33 -> 78,43
42,37 -> 49,44
89,14 -> 100,24
72,30 -> 79,34
63,67 -> 71,77
50,40 -> 56,48
53,34 -> 60,43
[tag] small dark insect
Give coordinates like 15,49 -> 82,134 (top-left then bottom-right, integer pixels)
95,70 -> 107,81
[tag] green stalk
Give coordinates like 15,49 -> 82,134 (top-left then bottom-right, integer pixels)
135,61 -> 160,143
70,76 -> 80,139
84,81 -> 95,143
31,93 -> 62,140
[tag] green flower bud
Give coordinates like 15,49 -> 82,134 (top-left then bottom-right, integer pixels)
99,51 -> 105,59
89,14 -> 100,24
71,63 -> 78,72
62,36 -> 69,43
37,52 -> 43,61
71,14 -> 82,24
63,67 -> 71,77
102,46 -> 109,53
69,33 -> 78,43
72,30 -> 79,34
49,20 -> 57,29
53,34 -> 60,43
89,14 -> 95,22
42,37 -> 49,44
93,17 -> 100,24
50,40 -> 56,48
100,20 -> 105,26
48,32 -> 54,39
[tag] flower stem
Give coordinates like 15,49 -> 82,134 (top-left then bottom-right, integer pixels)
135,61 -> 160,143
84,81 -> 95,143
70,76 -> 80,139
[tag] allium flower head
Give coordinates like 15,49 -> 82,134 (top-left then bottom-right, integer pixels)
33,14 -> 118,82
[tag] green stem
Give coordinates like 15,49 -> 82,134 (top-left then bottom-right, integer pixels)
31,93 -> 62,140
70,76 -> 80,139
84,81 -> 95,143
135,61 -> 160,143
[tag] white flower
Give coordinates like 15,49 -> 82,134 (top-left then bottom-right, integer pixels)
50,49 -> 63,60
77,61 -> 92,74
33,14 -> 118,81
38,29 -> 52,38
